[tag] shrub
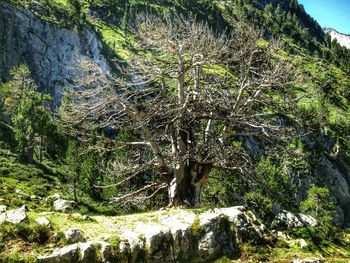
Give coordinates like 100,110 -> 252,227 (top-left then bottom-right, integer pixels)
190,215 -> 203,238
0,221 -> 50,248
300,186 -> 335,225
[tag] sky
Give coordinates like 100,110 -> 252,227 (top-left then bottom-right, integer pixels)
298,0 -> 350,34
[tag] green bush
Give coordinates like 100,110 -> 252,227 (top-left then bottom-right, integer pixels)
300,186 -> 335,225
0,222 -> 50,248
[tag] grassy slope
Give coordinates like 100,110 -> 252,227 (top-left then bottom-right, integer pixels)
0,151 -> 63,211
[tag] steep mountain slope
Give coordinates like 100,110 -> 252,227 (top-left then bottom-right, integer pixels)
0,1 -> 108,106
324,28 -> 350,49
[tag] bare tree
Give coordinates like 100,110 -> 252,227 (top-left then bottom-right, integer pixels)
60,16 -> 295,207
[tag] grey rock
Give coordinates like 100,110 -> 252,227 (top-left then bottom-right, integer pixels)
218,207 -> 271,244
198,212 -> 235,261
15,189 -> 29,197
36,216 -> 51,227
0,2 -> 109,107
38,242 -> 96,263
293,259 -> 324,263
299,239 -> 308,249
0,205 -> 27,224
30,195 -> 40,200
82,215 -> 94,221
271,210 -> 318,230
38,243 -> 79,263
0,205 -> 7,213
316,156 -> 350,225
97,241 -> 112,263
36,206 -> 276,263
65,228 -> 83,243
80,241 -> 96,262
54,199 -> 76,212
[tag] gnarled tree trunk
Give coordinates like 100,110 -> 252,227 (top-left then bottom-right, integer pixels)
169,160 -> 212,206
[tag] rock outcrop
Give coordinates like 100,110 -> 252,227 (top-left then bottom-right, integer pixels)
54,199 -> 76,212
36,216 -> 51,227
38,206 -> 272,263
0,1 -> 109,106
271,210 -> 318,230
65,228 -> 83,243
324,28 -> 350,49
0,205 -> 27,224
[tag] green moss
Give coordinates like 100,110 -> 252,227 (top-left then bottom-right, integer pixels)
190,215 -> 203,238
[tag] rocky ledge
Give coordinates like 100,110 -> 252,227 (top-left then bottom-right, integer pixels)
37,206 -> 272,263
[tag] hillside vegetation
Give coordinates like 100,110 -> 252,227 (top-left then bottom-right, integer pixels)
0,0 -> 350,262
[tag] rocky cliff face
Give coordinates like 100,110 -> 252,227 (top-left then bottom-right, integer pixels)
0,2 -> 109,106
324,28 -> 350,49
37,206 -> 272,263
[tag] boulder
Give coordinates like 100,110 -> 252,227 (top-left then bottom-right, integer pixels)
0,205 -> 27,224
292,259 -> 324,263
271,210 -> 318,230
38,243 -> 79,263
36,216 -> 51,227
36,206 -> 276,263
82,215 -> 94,221
31,195 -> 40,200
54,199 -> 76,212
97,241 -> 112,263
15,189 -> 29,196
299,239 -> 308,249
65,228 -> 83,243
198,212 -> 236,261
0,205 -> 7,213
80,242 -> 96,262
215,207 -> 272,244
38,242 -> 97,263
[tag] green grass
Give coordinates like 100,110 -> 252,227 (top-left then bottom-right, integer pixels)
86,18 -> 140,60
215,233 -> 350,262
0,155 -> 60,211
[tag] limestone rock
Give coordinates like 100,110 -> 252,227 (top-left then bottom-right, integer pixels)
0,2 -> 109,107
271,210 -> 318,230
82,215 -> 94,221
31,195 -> 40,200
0,205 -> 7,213
36,216 -> 51,227
65,228 -> 83,243
299,239 -> 308,249
38,242 -> 97,263
15,189 -> 29,196
38,243 -> 79,263
198,210 -> 236,261
216,206 -> 272,244
97,241 -> 112,263
293,259 -> 324,263
79,242 -> 96,263
36,206 -> 278,263
0,205 -> 27,224
54,199 -> 76,212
